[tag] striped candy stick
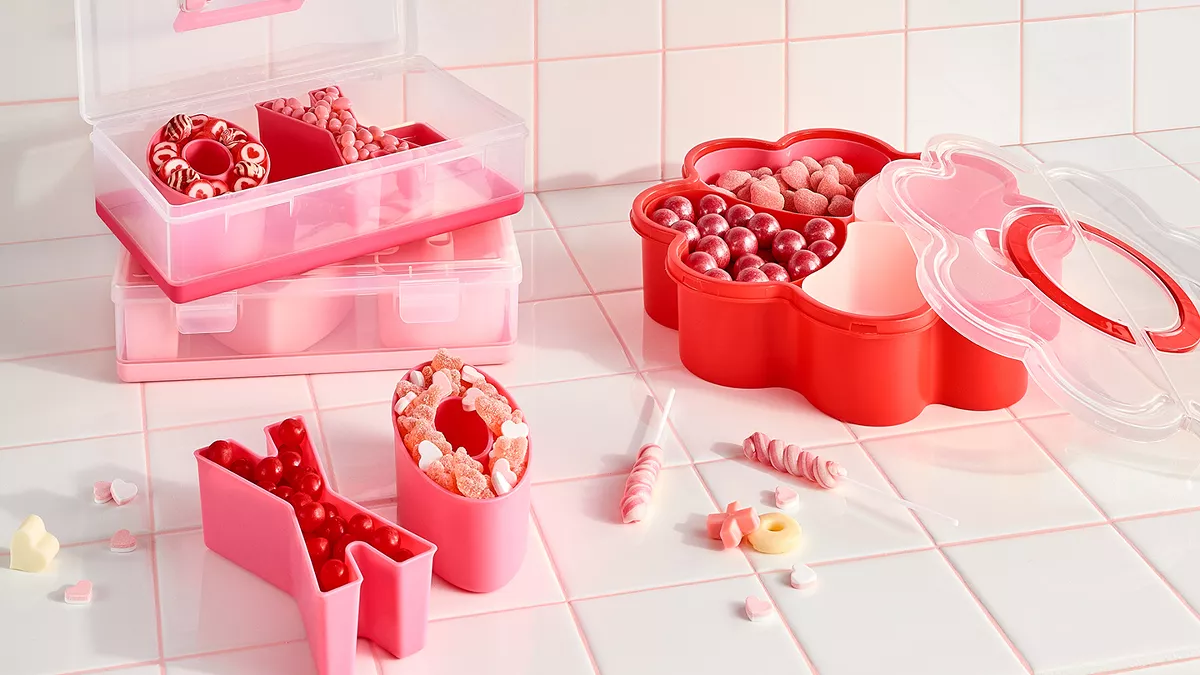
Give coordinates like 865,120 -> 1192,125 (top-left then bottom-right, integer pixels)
620,389 -> 676,524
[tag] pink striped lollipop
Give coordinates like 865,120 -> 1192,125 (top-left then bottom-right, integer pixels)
620,389 -> 676,524
742,432 -> 845,488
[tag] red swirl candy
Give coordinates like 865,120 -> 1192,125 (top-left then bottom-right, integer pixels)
166,166 -> 199,192
163,113 -> 194,142
233,161 -> 266,181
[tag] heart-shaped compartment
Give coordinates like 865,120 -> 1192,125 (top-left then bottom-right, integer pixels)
631,129 -> 1028,426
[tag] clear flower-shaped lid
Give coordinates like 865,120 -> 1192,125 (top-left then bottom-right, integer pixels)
878,135 -> 1200,442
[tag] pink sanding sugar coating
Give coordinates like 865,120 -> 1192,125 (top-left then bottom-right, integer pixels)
743,432 -> 846,488
620,443 -> 664,524
828,195 -> 854,217
490,436 -> 528,478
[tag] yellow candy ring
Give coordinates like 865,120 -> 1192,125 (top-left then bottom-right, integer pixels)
747,512 -> 801,554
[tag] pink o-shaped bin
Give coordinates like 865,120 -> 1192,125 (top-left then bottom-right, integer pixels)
392,363 -> 531,593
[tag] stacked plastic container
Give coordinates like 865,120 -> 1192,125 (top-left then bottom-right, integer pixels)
75,0 -> 527,382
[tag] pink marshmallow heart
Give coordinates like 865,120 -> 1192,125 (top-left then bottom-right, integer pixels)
109,529 -> 137,553
64,580 -> 93,605
93,481 -> 112,504
716,170 -> 751,192
745,596 -> 774,622
461,387 -> 485,411
491,458 -> 518,495
775,485 -> 799,511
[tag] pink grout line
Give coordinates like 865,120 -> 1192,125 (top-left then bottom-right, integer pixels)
140,383 -> 168,662
0,232 -> 115,249
1100,653 -> 1200,674
302,376 -> 342,493
847,422 -> 1036,674
1018,0 -> 1025,144
532,0 -> 541,192
1,346 -> 115,364
659,0 -> 667,181
0,96 -> 77,107
0,273 -> 111,291
527,508 -> 604,675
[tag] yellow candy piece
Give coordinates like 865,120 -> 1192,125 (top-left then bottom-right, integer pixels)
10,515 -> 60,573
747,512 -> 801,555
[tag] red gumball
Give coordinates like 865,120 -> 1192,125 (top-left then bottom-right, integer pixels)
697,194 -> 727,217
278,418 -> 307,446
724,204 -> 755,228
271,485 -> 295,501
732,254 -> 765,277
650,208 -> 680,228
703,268 -> 733,280
306,536 -> 331,568
696,235 -> 731,269
295,472 -> 323,499
661,195 -> 695,221
229,458 -> 253,480
760,262 -> 790,282
695,213 -> 729,239
254,457 -> 284,485
772,230 -> 807,265
256,480 -> 278,492
205,440 -> 234,468
723,227 -> 758,260
685,251 -> 718,274
392,548 -> 414,562
296,501 -> 327,534
808,239 -> 839,262
349,514 -> 375,539
322,503 -> 339,520
372,527 -> 403,557
330,534 -> 354,561
670,220 -> 701,252
787,250 -> 822,280
803,218 -> 836,242
318,515 -> 347,542
278,451 -> 303,472
318,559 -> 350,592
287,491 -> 314,512
746,213 -> 781,253
284,464 -> 316,488
737,268 -> 771,283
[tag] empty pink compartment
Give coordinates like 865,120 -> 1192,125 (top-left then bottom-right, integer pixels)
195,417 -> 436,674
392,365 -> 531,593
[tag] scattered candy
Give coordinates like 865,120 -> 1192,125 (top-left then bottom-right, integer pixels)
745,596 -> 774,622
620,389 -> 674,524
416,440 -> 444,471
747,512 -> 801,554
110,479 -> 139,506
707,501 -> 760,549
64,580 -> 93,605
743,432 -> 845,488
491,458 -> 517,496
790,563 -> 818,591
461,387 -> 485,411
394,391 -> 418,416
93,481 -> 112,504
109,529 -> 137,553
9,515 -> 59,573
499,420 -> 528,440
774,486 -> 799,512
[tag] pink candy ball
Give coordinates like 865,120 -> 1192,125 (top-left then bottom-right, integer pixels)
314,105 -> 331,120
651,208 -> 680,228
695,213 -> 729,239
356,128 -> 373,144
746,213 -> 781,253
772,230 -> 807,266
381,134 -> 400,149
286,97 -> 304,110
359,148 -> 370,161
724,226 -> 758,260
369,126 -> 385,141
732,254 -> 765,277
328,119 -> 343,133
760,262 -> 790,282
281,106 -> 294,116
338,131 -> 355,148
808,239 -> 839,262
697,194 -> 727,217
724,204 -> 755,228
696,235 -> 731,269
787,250 -> 822,280
737,268 -> 770,283
324,86 -> 340,97
703,268 -> 733,281
302,112 -> 318,124
804,218 -> 836,242
671,220 -> 701,252
342,145 -> 359,163
661,195 -> 695,221
332,97 -> 353,112
686,251 -> 718,274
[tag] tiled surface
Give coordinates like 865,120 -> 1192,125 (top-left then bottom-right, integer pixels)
5,133 -> 1200,675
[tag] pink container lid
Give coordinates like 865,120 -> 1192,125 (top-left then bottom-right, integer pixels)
877,135 -> 1200,442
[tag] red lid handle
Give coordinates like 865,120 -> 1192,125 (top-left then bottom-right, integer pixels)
175,0 -> 305,32
1005,213 -> 1200,354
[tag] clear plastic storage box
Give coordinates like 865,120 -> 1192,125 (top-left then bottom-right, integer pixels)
78,0 -> 527,303
112,216 -> 521,382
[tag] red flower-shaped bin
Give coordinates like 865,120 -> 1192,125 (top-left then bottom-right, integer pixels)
195,417 -> 435,674
630,129 -> 1028,426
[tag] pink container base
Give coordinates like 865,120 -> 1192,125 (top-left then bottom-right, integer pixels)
195,417 -> 436,674
393,364 -> 531,593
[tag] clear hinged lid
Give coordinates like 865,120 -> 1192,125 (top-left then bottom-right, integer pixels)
75,0 -> 413,122
878,135 -> 1200,442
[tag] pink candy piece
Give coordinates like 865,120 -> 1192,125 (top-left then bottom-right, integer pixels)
286,97 -> 304,110
338,131 -> 355,148
816,174 -> 847,200
780,161 -> 810,190
749,181 -> 785,210
109,529 -> 137,553
302,112 -> 318,124
324,86 -> 341,97
332,96 -> 353,112
270,98 -> 286,112
792,189 -> 829,216
93,481 -> 112,504
743,432 -> 847,488
369,126 -> 385,141
828,195 -> 854,217
707,501 -> 759,549
356,128 -> 373,144
620,444 -> 664,524
341,145 -> 359,163
716,170 -> 751,192
327,119 -> 343,133
801,156 -> 822,173
358,148 -> 370,161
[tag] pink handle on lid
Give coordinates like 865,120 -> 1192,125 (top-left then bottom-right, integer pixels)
174,0 -> 305,32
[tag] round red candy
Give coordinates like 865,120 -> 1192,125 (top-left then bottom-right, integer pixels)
295,472 -> 323,499
723,227 -> 758,260
696,235 -> 731,269
256,480 -> 277,492
787,250 -> 822,280
330,534 -> 354,561
349,514 -> 375,539
372,527 -> 402,555
760,262 -> 790,283
322,503 -> 339,520
685,251 -> 718,274
737,268 -> 770,283
695,213 -> 729,239
296,501 -> 327,534
747,213 -> 781,253
229,458 -> 253,480
306,536 -> 331,567
205,440 -> 234,468
278,451 -> 303,472
271,485 -> 295,501
661,195 -> 694,221
319,515 -> 347,541
317,559 -> 349,592
277,418 -> 306,446
287,491 -> 314,511
803,218 -> 836,242
697,194 -> 727,217
724,204 -> 755,228
808,239 -> 839,262
254,457 -> 284,485
650,208 -> 679,228
703,268 -> 733,281
732,254 -> 765,277
772,230 -> 807,265
671,220 -> 701,252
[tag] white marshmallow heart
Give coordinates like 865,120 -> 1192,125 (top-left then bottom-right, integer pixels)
461,388 -> 485,411
394,391 -> 417,415
789,564 -> 818,591
408,369 -> 425,388
461,365 -> 485,386
10,515 -> 60,573
499,420 -> 528,439
109,479 -> 138,506
491,458 -> 518,495
416,440 -> 443,470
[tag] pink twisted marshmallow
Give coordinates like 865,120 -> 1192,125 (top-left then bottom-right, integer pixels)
743,432 -> 846,489
620,443 -> 664,523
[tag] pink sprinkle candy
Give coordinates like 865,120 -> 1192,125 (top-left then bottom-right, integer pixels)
792,189 -> 830,216
801,156 -> 822,173
816,174 -> 847,201
780,161 -> 810,190
342,145 -> 359,163
749,181 -> 785,210
828,195 -> 854,217
332,97 -> 352,112
716,170 -> 751,192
